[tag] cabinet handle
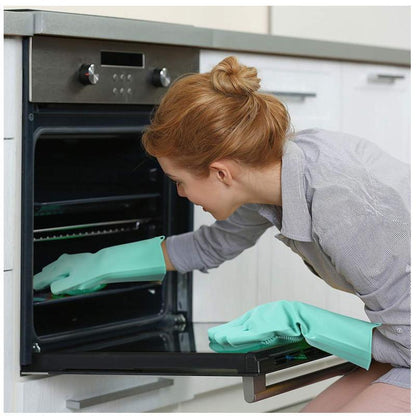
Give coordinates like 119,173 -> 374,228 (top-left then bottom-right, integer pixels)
260,90 -> 317,100
66,377 -> 174,410
242,362 -> 356,403
368,74 -> 405,83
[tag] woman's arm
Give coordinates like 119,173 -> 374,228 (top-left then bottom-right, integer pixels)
165,204 -> 272,274
161,239 -> 176,271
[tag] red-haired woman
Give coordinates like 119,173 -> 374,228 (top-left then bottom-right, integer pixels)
142,56 -> 410,412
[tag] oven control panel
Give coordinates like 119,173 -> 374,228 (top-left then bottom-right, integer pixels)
30,36 -> 198,104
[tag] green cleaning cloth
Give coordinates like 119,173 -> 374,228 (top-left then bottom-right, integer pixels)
33,236 -> 166,295
208,300 -> 380,369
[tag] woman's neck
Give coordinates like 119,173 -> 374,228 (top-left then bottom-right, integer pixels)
240,161 -> 283,207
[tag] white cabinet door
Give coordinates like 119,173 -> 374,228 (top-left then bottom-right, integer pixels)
192,206 -> 260,322
340,62 -> 410,163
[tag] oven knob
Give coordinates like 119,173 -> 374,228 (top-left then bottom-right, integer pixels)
152,68 -> 171,88
79,64 -> 100,85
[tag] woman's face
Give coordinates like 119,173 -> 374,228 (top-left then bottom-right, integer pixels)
157,156 -> 241,220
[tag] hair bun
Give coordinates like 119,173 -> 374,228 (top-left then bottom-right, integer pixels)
210,56 -> 261,96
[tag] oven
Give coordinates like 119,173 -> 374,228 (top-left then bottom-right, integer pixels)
15,34 -> 355,404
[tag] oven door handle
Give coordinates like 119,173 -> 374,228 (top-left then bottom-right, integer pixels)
242,362 -> 356,403
66,377 -> 174,410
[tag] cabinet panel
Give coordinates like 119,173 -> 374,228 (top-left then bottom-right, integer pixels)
341,63 -> 410,163
4,38 -> 22,272
4,138 -> 20,271
192,206 -> 260,321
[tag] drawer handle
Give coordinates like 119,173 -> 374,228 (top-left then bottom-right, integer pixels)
66,377 -> 174,410
242,362 -> 356,403
368,74 -> 405,83
260,90 -> 317,100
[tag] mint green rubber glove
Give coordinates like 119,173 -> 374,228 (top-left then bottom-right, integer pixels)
208,300 -> 380,370
33,236 -> 166,295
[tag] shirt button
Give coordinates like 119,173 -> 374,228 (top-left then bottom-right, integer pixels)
396,327 -> 403,334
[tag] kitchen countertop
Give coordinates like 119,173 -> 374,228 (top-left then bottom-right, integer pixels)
4,9 -> 410,66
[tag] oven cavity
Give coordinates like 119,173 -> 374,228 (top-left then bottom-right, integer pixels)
31,132 -> 168,346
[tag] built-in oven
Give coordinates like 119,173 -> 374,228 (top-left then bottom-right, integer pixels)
19,34 -> 355,403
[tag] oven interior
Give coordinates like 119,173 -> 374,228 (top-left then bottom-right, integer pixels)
30,128 -> 191,352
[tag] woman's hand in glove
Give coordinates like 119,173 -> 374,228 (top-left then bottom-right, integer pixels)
208,300 -> 380,370
33,236 -> 166,295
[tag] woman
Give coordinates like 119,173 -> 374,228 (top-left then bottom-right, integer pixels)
142,56 -> 410,412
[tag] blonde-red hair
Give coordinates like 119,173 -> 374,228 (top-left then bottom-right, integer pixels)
142,56 -> 292,177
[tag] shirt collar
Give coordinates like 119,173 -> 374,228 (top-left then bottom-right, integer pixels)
280,139 -> 313,242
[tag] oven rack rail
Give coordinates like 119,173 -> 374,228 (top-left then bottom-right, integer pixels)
34,192 -> 161,212
33,218 -> 156,242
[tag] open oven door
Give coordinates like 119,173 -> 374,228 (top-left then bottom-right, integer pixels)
22,320 -> 356,404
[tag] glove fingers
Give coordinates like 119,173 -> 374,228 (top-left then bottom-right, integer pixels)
208,312 -> 252,340
50,275 -> 79,294
33,271 -> 69,291
209,325 -> 247,345
50,274 -> 103,294
33,254 -> 73,290
226,329 -> 276,346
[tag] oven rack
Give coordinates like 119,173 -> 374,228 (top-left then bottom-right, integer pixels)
33,280 -> 163,305
33,217 -> 157,242
34,193 -> 161,213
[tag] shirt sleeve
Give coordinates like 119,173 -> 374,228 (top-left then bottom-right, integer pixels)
166,204 -> 272,274
313,164 -> 410,369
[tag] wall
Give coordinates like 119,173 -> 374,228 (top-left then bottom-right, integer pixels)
270,6 -> 410,49
4,6 -> 270,34
5,6 -> 410,49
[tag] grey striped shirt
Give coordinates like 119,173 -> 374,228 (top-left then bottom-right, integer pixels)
166,129 -> 410,388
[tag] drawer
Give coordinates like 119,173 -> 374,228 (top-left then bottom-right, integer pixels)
15,374 -> 194,412
340,62 -> 410,163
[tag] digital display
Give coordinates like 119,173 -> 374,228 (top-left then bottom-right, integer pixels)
101,51 -> 144,67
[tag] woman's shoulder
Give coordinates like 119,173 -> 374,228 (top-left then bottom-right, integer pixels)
292,128 -> 381,161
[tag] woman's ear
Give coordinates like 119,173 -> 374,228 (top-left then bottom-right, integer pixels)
209,161 -> 233,186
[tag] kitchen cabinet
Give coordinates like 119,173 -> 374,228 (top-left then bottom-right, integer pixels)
340,62 -> 410,164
